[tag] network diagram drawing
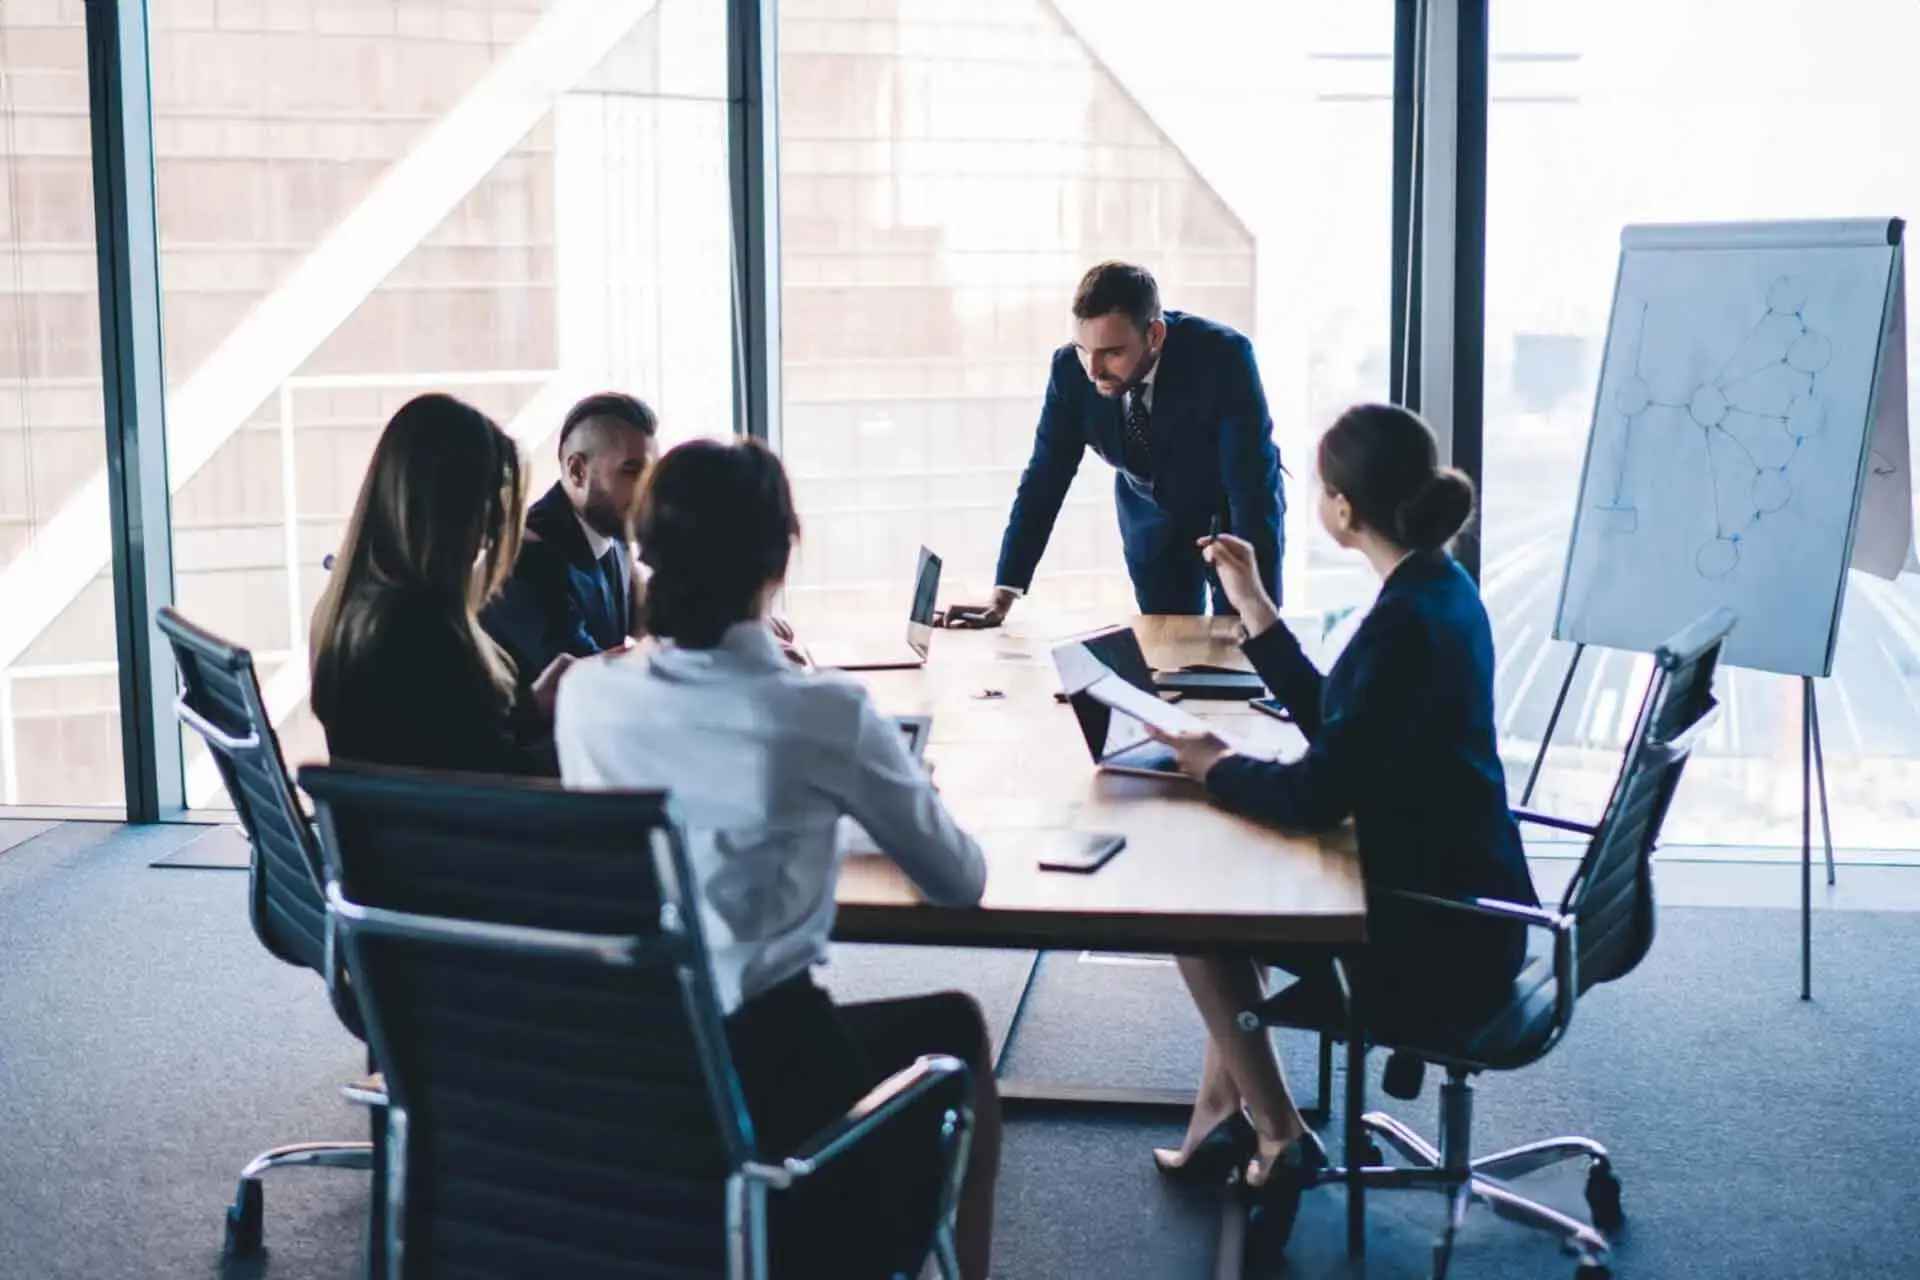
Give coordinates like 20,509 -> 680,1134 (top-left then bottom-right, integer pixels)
1594,275 -> 1842,578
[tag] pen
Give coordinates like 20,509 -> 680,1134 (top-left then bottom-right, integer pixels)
1207,514 -> 1221,546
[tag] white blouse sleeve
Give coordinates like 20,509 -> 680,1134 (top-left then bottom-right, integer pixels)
832,691 -> 987,907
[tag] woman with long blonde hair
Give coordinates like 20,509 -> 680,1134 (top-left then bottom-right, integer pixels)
310,392 -> 571,776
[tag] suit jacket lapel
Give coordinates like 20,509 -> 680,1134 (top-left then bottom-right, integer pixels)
527,482 -> 594,572
528,481 -> 622,641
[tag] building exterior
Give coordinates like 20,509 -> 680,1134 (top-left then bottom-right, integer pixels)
0,0 -> 1252,807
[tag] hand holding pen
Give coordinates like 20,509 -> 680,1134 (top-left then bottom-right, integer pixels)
1197,526 -> 1280,639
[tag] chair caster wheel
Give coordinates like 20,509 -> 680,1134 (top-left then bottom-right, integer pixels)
1584,1163 -> 1624,1232
225,1180 -> 263,1256
1359,1137 -> 1386,1167
1574,1264 -> 1612,1279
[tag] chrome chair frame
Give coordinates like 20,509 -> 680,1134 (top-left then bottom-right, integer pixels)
155,607 -> 386,1256
1264,608 -> 1733,1279
312,767 -> 972,1280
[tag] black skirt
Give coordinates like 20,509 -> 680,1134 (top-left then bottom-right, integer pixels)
723,973 -> 990,1279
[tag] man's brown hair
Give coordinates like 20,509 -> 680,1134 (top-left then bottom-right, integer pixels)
1071,261 -> 1161,331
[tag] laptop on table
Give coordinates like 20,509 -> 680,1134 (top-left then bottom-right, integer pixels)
807,546 -> 942,672
1052,626 -> 1274,778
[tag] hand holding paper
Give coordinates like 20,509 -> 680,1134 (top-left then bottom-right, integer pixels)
1142,723 -> 1234,781
1081,671 -> 1270,760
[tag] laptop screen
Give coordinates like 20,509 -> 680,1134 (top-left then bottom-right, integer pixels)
1080,626 -> 1156,693
906,546 -> 941,656
1052,627 -> 1157,760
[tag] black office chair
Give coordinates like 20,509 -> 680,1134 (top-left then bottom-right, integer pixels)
300,761 -> 976,1280
1259,607 -> 1734,1279
154,607 -> 384,1255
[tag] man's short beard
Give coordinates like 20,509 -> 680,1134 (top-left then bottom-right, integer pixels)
1126,344 -> 1161,392
580,488 -> 627,540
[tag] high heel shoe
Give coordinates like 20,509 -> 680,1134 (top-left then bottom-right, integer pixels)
1151,1109 -> 1257,1184
1244,1128 -> 1328,1258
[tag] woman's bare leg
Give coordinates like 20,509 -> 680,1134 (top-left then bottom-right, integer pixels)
1174,955 -> 1307,1181
1153,1036 -> 1244,1167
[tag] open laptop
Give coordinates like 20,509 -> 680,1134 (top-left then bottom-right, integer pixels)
807,546 -> 942,672
1053,626 -> 1276,778
1051,626 -> 1188,777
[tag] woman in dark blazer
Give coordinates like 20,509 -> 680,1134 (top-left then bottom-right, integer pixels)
1148,403 -> 1539,1252
309,393 -> 571,778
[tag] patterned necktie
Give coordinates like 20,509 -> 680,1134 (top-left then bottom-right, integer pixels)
1122,386 -> 1153,477
598,545 -> 627,630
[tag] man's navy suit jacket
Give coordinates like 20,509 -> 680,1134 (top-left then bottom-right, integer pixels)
993,310 -> 1286,612
481,481 -> 634,681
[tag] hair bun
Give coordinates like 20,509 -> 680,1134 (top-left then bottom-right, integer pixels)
1393,467 -> 1476,552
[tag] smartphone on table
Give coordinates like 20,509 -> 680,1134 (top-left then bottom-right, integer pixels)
1036,830 -> 1127,873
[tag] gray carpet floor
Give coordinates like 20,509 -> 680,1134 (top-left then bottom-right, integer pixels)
3,821 -> 1918,1278
0,816 -> 57,857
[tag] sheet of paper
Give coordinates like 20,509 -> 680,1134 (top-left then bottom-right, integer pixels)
1085,672 -> 1270,758
1852,246 -> 1914,578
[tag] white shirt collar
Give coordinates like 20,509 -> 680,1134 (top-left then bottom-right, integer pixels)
647,620 -> 789,679
573,507 -> 616,562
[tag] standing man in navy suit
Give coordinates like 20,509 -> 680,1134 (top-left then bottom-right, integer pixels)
948,261 -> 1285,625
481,392 -> 657,680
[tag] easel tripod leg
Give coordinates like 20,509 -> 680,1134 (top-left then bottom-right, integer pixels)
1801,679 -> 1813,1002
1521,644 -> 1585,807
1807,679 -> 1836,887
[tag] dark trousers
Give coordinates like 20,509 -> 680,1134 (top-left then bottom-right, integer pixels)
1127,542 -> 1237,616
1115,476 -> 1280,615
724,975 -> 990,1279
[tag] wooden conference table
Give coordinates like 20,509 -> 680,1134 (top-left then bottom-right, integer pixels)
833,613 -> 1363,949
819,613 -> 1375,1262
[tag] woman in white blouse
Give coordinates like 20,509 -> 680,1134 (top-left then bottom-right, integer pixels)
556,438 -> 998,1280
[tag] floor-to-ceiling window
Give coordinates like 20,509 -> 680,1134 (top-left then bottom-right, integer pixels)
1485,0 -> 1920,855
0,6 -> 125,809
775,0 -> 1395,631
135,0 -> 734,809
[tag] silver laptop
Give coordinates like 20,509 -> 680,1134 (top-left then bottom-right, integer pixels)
1051,626 -> 1188,778
808,547 -> 942,672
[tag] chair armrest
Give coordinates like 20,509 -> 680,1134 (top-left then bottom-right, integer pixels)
342,1073 -> 388,1109
749,1054 -> 971,1188
1391,890 -> 1580,1044
174,694 -> 262,754
1512,808 -> 1596,837
1390,889 -> 1569,932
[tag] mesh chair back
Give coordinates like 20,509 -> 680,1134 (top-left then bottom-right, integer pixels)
1563,608 -> 1733,994
156,607 -> 330,977
301,763 -> 753,1280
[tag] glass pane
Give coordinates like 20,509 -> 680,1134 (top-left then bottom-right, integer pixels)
150,0 -> 733,808
776,0 -> 1394,630
0,7 -> 126,809
1486,2 -> 1920,856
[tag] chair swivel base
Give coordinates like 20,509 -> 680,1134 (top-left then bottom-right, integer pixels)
224,1141 -> 376,1256
224,1076 -> 388,1256
1353,1108 -> 1619,1279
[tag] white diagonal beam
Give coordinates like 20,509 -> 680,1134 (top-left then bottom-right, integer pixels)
0,0 -> 657,675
